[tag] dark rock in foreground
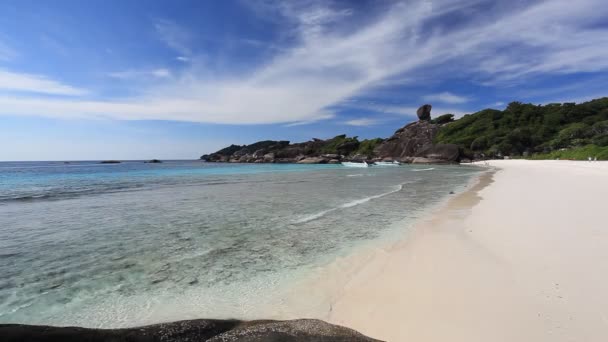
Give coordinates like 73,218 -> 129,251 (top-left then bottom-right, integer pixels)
1,318 -> 382,342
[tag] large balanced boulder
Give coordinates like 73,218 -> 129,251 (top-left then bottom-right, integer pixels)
416,104 -> 432,121
1,319 -> 381,342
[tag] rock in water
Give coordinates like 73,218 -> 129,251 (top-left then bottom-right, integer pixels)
416,104 -> 432,121
1,319 -> 381,342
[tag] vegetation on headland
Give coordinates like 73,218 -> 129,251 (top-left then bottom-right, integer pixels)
435,97 -> 608,160
201,134 -> 385,163
528,145 -> 608,160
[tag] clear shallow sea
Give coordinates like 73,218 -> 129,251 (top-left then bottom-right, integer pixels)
0,160 -> 481,327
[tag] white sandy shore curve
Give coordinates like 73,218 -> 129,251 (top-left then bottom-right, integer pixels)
327,160 -> 608,341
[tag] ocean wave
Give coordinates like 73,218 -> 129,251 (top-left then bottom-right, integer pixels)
411,168 -> 435,172
292,184 -> 404,224
346,174 -> 364,177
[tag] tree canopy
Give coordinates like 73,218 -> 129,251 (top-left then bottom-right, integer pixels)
434,97 -> 608,159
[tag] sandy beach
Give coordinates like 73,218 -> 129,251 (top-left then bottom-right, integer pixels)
328,160 -> 608,341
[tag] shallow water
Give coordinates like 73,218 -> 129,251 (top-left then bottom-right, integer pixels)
0,160 -> 481,327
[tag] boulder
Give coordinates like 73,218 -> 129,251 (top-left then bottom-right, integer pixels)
1,319 -> 380,342
417,104 -> 432,121
321,154 -> 341,159
328,159 -> 341,164
263,153 -> 275,163
412,157 -> 440,164
414,144 -> 460,163
374,120 -> 439,159
297,157 -> 327,164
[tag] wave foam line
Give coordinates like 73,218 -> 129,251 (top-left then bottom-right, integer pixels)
411,168 -> 435,172
293,184 -> 403,224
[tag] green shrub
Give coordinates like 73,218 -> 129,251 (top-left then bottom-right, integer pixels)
355,138 -> 383,156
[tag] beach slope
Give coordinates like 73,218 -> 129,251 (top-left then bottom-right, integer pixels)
329,160 -> 608,341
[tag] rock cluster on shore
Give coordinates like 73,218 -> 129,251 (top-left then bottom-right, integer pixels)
1,318 -> 380,342
201,104 -> 461,164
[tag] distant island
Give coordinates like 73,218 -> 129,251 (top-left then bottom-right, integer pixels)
201,98 -> 608,163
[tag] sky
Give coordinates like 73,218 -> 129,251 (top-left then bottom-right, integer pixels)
0,0 -> 607,161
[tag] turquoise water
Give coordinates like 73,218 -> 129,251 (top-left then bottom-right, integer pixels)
0,160 -> 481,327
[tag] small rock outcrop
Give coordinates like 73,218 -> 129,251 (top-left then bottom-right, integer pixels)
1,318 -> 380,342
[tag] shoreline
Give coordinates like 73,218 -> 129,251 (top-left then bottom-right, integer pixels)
322,160 -> 608,341
265,165 -> 490,322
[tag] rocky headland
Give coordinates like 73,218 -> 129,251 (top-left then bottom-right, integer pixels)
201,104 -> 461,164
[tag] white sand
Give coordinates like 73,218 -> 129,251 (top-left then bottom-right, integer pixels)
327,160 -> 608,341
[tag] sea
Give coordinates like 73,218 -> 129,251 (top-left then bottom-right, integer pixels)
0,160 -> 481,328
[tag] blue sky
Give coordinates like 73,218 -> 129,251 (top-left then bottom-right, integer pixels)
0,0 -> 607,161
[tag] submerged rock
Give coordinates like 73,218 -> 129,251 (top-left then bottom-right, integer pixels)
1,318 -> 380,342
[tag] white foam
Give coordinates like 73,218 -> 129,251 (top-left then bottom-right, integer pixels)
411,167 -> 435,172
293,184 -> 404,224
346,174 -> 363,177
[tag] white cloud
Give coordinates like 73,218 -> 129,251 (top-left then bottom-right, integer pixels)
1,0 -> 607,123
423,92 -> 469,104
345,118 -> 379,126
0,69 -> 86,96
107,69 -> 172,80
176,56 -> 189,62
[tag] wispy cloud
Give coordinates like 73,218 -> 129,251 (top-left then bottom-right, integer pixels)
154,18 -> 192,56
423,92 -> 469,104
0,0 -> 607,123
0,69 -> 86,96
107,68 -> 172,80
345,118 -> 379,126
